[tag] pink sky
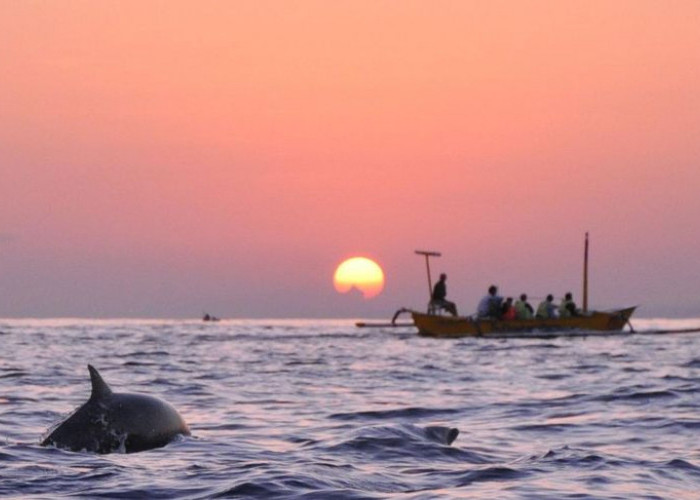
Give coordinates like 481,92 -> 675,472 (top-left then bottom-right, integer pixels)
1,1 -> 699,318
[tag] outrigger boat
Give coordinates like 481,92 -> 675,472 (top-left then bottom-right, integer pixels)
359,234 -> 640,337
407,306 -> 636,337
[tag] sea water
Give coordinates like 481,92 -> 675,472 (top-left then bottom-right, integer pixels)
1,318 -> 699,499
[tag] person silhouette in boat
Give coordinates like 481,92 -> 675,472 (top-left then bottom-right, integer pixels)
477,285 -> 503,318
558,292 -> 580,318
515,293 -> 534,319
501,297 -> 516,320
536,294 -> 557,318
431,273 -> 458,316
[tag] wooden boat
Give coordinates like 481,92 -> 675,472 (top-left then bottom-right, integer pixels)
358,235 -> 640,337
411,306 -> 636,338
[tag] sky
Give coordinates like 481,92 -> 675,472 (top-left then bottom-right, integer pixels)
1,1 -> 699,319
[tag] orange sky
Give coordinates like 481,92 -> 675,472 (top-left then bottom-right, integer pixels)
1,1 -> 699,318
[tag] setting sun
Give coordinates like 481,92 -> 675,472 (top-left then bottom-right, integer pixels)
333,257 -> 385,299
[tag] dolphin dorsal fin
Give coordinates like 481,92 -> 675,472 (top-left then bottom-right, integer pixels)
88,365 -> 113,400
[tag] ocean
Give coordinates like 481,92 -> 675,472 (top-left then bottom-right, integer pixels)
1,318 -> 699,499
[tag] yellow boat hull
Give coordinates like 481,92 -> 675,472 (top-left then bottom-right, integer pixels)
412,307 -> 636,338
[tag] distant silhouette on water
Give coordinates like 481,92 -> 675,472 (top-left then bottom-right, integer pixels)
430,273 -> 458,316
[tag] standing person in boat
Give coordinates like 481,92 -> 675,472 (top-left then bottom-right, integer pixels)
477,285 -> 503,318
536,294 -> 557,318
558,292 -> 580,318
431,273 -> 458,316
501,297 -> 516,320
514,293 -> 534,319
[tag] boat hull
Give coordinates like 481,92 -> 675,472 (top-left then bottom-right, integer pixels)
412,307 -> 636,338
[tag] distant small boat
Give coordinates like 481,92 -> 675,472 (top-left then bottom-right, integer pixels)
202,313 -> 220,322
410,306 -> 636,337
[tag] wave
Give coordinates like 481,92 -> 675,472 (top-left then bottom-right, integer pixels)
329,407 -> 462,421
455,466 -> 528,486
591,389 -> 680,403
681,358 -> 700,368
313,424 -> 496,467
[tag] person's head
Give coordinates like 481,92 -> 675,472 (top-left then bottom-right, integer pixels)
488,285 -> 498,295
440,273 -> 447,281
520,293 -> 528,301
506,297 -> 513,304
565,292 -> 572,300
546,294 -> 554,302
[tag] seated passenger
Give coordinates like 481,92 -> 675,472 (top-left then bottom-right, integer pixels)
536,294 -> 557,319
431,273 -> 458,316
558,292 -> 579,318
501,297 -> 516,320
514,293 -> 534,319
477,285 -> 503,318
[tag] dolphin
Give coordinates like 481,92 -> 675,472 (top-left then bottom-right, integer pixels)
42,365 -> 190,453
424,425 -> 459,445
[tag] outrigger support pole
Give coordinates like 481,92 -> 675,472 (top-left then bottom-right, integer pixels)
415,250 -> 442,300
583,233 -> 589,314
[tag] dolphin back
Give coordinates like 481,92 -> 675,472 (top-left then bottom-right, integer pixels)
115,393 -> 191,452
42,365 -> 190,454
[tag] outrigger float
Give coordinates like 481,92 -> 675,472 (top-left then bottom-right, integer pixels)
356,235 -> 690,338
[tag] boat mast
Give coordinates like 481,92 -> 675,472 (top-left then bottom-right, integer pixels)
415,250 -> 441,300
583,232 -> 589,313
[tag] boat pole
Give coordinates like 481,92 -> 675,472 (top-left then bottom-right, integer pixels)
415,250 -> 441,300
583,232 -> 589,313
